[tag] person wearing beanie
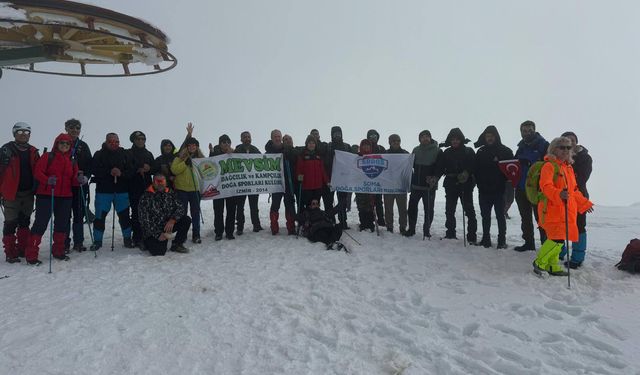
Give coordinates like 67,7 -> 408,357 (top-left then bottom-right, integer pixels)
209,133 -> 237,240
171,123 -> 205,243
513,120 -> 549,252
234,131 -> 263,234
404,130 -> 442,238
558,131 -> 592,268
474,125 -> 514,249
296,134 -> 329,213
365,129 -> 386,227
26,133 -> 79,264
265,129 -> 297,235
154,139 -> 177,189
1,122 -> 40,264
90,132 -> 135,251
438,127 -> 478,243
324,125 -> 352,229
127,130 -> 156,249
383,134 -> 409,234
63,118 -> 93,252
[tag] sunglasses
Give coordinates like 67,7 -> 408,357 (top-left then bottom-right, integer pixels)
557,146 -> 573,150
15,130 -> 30,135
58,141 -> 71,146
66,125 -> 81,130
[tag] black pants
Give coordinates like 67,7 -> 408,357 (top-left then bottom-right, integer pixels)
479,191 -> 506,241
407,189 -> 437,233
321,185 -> 334,211
373,194 -> 385,225
214,198 -> 236,236
129,189 -> 144,243
66,185 -> 90,247
308,224 -> 343,245
270,192 -> 296,217
335,192 -> 349,226
31,196 -> 72,235
515,188 -> 546,245
444,185 -> 477,241
235,194 -> 260,230
143,216 -> 191,256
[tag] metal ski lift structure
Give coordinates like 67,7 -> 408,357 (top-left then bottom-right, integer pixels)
0,0 -> 177,77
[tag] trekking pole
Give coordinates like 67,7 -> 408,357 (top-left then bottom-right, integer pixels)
296,177 -> 303,239
460,190 -> 466,247
111,176 -> 117,251
563,189 -> 571,289
371,195 -> 380,236
79,182 -> 96,258
342,229 -> 361,246
49,185 -> 55,274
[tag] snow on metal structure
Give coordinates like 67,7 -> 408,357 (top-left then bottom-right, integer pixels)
0,0 -> 177,77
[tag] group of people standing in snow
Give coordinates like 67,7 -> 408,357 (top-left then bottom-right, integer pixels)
1,119 -> 593,276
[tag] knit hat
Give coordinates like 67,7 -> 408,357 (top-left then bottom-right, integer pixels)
130,131 -> 146,143
520,120 -> 536,130
12,122 -> 30,135
561,131 -> 578,143
185,137 -> 200,147
331,126 -> 342,140
418,130 -> 431,139
474,125 -> 502,148
219,134 -> 231,144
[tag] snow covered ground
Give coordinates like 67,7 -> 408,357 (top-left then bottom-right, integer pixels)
1,198 -> 639,375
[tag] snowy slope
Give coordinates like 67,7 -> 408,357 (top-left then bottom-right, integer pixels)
1,200 -> 639,375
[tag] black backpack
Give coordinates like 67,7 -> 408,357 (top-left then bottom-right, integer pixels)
616,239 -> 640,273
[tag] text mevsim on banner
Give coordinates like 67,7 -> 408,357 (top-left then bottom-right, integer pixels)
331,150 -> 414,194
192,154 -> 285,200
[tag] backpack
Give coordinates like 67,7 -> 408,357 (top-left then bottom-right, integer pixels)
525,160 -> 560,205
616,239 -> 640,273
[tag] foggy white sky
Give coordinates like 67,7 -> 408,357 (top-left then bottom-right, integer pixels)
2,0 -> 638,205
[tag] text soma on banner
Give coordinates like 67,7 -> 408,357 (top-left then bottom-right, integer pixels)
192,154 -> 285,200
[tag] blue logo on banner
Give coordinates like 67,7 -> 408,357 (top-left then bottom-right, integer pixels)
357,155 -> 388,179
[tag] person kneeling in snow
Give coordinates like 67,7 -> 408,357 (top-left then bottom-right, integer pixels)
299,198 -> 344,250
138,174 -> 191,256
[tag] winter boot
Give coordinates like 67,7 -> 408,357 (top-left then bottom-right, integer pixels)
270,211 -> 279,235
479,235 -> 492,248
25,233 -> 42,264
170,243 -> 190,253
285,211 -> 296,235
90,241 -> 102,251
514,241 -> 535,252
52,232 -> 69,260
16,227 -> 30,257
496,235 -> 507,249
3,234 -> 20,263
123,237 -> 135,249
403,228 -> 415,237
534,240 -> 567,275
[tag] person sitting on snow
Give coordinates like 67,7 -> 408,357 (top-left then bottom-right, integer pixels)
299,198 -> 345,250
138,174 -> 191,256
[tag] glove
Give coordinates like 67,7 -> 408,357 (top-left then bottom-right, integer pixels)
47,175 -> 57,186
457,170 -> 469,184
0,146 -> 11,166
77,174 -> 89,185
297,174 -> 304,182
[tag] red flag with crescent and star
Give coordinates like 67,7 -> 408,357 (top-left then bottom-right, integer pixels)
498,159 -> 521,188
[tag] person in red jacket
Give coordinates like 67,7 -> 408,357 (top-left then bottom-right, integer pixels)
533,137 -> 593,276
1,122 -> 40,264
295,135 -> 329,210
25,133 -> 79,265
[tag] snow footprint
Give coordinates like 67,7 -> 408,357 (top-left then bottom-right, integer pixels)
544,300 -> 583,317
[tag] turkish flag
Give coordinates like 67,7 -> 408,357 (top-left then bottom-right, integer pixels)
498,159 -> 521,188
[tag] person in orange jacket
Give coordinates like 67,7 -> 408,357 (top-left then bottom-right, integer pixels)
533,136 -> 593,276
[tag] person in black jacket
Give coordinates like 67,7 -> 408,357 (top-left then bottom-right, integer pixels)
439,128 -> 477,243
299,198 -> 344,249
366,129 -> 386,227
474,126 -> 514,248
383,134 -> 410,234
127,131 -> 156,248
405,130 -> 442,238
138,174 -> 191,256
560,131 -> 593,268
234,131 -> 263,234
265,129 -> 297,235
64,118 -> 92,252
90,133 -> 135,250
209,134 -> 238,240
154,139 -> 177,190
325,126 -> 352,229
